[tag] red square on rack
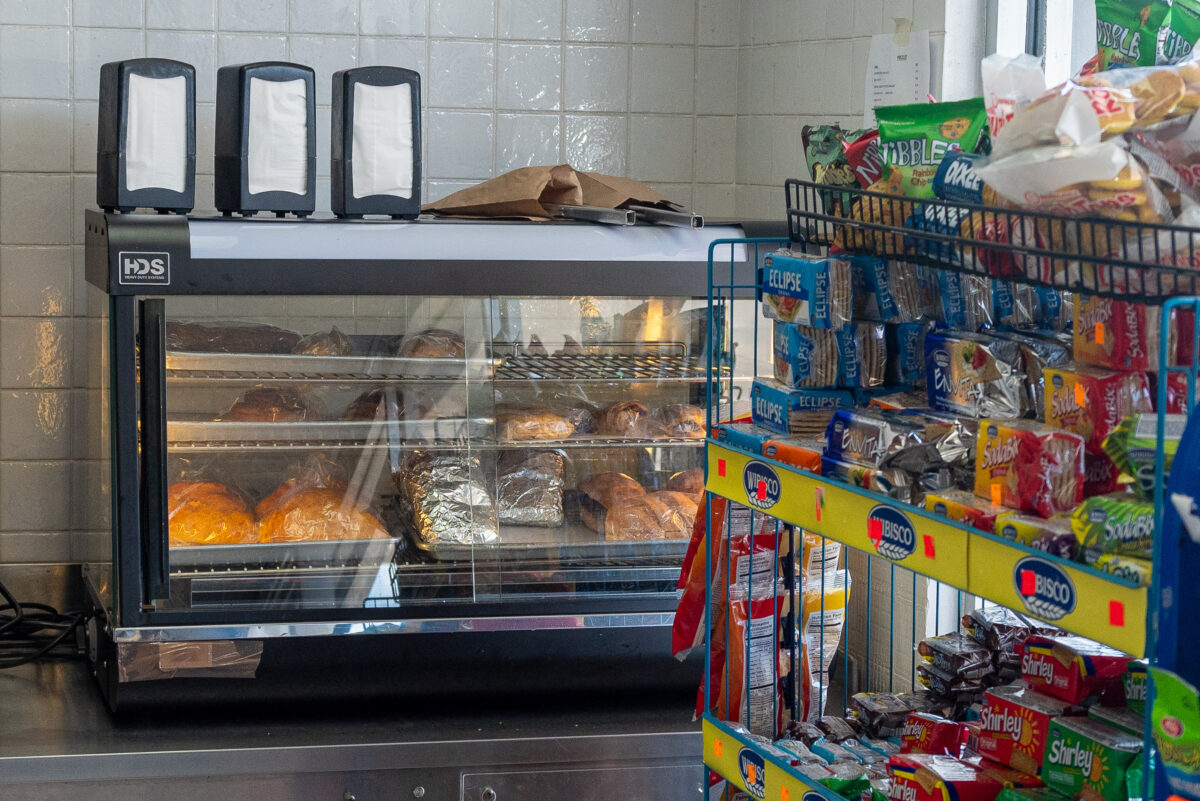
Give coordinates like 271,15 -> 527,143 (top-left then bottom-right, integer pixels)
717,458 -> 726,477
757,480 -> 766,501
1109,600 -> 1125,627
923,535 -> 936,559
868,518 -> 882,544
1021,570 -> 1036,596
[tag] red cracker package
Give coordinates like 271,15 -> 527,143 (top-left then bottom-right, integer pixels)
900,713 -> 968,755
844,129 -> 884,189
1020,634 -> 1132,704
1042,365 -> 1152,451
977,683 -> 1072,776
975,420 -> 1085,518
887,754 -> 1005,801
1073,295 -> 1178,372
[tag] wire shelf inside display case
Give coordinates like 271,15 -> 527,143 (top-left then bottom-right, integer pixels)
165,351 -> 500,382
785,177 -> 1200,302
494,341 -> 728,383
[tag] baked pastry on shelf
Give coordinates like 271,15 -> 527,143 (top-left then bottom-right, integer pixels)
342,387 -> 402,421
255,480 -> 389,543
665,467 -> 704,502
167,481 -> 257,547
166,321 -> 301,353
656,403 -> 705,438
397,328 -> 465,359
497,408 -> 575,441
578,472 -> 646,531
603,491 -> 697,542
293,326 -> 352,356
222,387 -> 324,422
595,400 -> 650,437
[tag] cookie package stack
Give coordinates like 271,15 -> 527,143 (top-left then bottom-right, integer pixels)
720,608 -> 1144,801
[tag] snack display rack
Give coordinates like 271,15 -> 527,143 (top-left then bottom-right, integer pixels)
699,193 -> 1200,801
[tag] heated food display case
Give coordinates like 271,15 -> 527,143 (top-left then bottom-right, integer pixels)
81,211 -> 769,710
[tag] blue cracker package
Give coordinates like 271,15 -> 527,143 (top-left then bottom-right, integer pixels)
773,321 -> 840,388
760,250 -> 852,328
751,377 -> 854,436
933,150 -> 985,204
992,280 -> 1037,329
935,271 -> 992,331
823,408 -> 924,468
905,202 -> 973,266
886,322 -> 930,386
924,329 -> 1025,419
837,323 -> 887,388
714,422 -> 774,454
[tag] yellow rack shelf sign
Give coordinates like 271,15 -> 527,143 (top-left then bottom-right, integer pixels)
703,717 -> 841,801
705,441 -> 1148,656
706,443 -> 971,588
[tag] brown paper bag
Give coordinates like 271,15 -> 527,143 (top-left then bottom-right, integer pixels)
576,171 -> 680,210
421,164 -> 582,219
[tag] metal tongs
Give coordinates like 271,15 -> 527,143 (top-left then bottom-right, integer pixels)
542,203 -> 704,228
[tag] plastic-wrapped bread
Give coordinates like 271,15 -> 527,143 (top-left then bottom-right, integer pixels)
595,400 -> 650,436
497,407 -> 576,441
165,321 -> 301,353
397,328 -> 465,358
168,481 -> 256,546
256,486 -> 389,543
342,387 -> 403,421
604,491 -> 697,541
578,472 -> 645,531
293,326 -> 352,356
223,387 -> 325,422
496,451 -> 565,527
395,452 -> 499,546
655,403 -> 705,438
665,467 -> 704,501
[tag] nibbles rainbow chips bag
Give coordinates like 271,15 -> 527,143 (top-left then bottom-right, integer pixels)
876,99 -> 988,199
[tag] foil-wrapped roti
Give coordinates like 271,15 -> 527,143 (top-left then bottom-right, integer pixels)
496,450 -> 564,527
395,452 -> 500,546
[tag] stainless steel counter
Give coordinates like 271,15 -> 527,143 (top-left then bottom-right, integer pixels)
0,659 -> 702,801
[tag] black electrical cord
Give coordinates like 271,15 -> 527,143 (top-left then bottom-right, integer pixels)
0,579 -> 86,669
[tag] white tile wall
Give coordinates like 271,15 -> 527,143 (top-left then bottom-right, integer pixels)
0,0 -> 955,561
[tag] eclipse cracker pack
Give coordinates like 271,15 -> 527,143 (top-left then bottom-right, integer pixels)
1020,635 -> 1132,704
977,682 -> 1072,775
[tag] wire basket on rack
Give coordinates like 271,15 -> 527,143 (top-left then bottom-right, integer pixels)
786,178 -> 1200,302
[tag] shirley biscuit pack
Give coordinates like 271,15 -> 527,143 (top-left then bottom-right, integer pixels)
975,420 -> 1085,518
877,99 -> 988,199
1043,365 -> 1153,451
978,683 -> 1072,776
761,250 -> 853,328
1020,634 -> 1132,704
900,713 -> 967,755
887,754 -> 1004,801
1043,716 -> 1142,801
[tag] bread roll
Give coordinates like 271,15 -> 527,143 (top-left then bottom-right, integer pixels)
166,321 -> 301,353
256,486 -> 389,543
666,467 -> 704,502
578,472 -> 645,532
168,481 -> 256,547
603,491 -> 697,541
498,408 -> 575,441
342,387 -> 402,421
656,403 -> 705,438
398,329 -> 465,359
293,326 -> 352,356
596,400 -> 650,436
223,387 -> 324,422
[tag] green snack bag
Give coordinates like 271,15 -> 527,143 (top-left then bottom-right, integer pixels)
803,124 -> 857,212
1096,0 -> 1171,69
1125,660 -> 1148,712
819,773 -> 870,800
875,99 -> 987,199
1071,493 -> 1155,560
1160,0 -> 1200,64
1125,760 -> 1146,801
1149,666 -> 1200,800
1102,414 -> 1184,500
995,789 -> 1074,801
1043,716 -> 1142,801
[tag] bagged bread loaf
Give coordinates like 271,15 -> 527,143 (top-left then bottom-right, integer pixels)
223,386 -> 325,422
497,406 -> 576,441
604,491 -> 697,541
578,472 -> 645,531
166,321 -> 301,353
293,326 -> 352,356
256,456 -> 390,543
168,481 -> 256,546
